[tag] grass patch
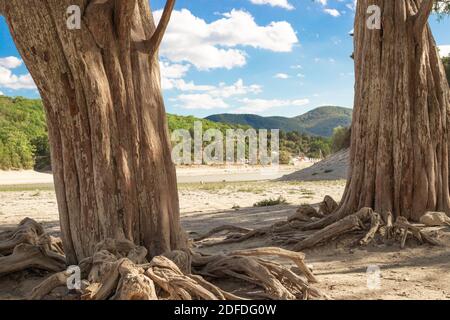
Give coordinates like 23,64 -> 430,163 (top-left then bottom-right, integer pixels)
253,196 -> 288,207
0,183 -> 54,192
300,188 -> 315,196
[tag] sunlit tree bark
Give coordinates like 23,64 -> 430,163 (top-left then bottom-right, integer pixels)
0,0 -> 186,264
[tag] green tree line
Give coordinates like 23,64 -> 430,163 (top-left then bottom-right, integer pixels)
0,96 -> 336,169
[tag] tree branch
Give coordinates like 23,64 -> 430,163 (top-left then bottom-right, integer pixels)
413,0 -> 434,38
148,0 -> 176,56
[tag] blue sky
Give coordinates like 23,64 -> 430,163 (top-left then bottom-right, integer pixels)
0,0 -> 449,118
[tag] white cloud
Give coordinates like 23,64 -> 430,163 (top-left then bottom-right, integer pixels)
208,79 -> 262,98
172,78 -> 262,110
438,45 -> 450,58
249,0 -> 294,10
0,56 -> 36,90
166,79 -> 216,92
0,56 -> 22,69
290,64 -> 303,69
160,61 -> 190,79
175,94 -> 229,110
323,8 -> 341,17
274,73 -> 290,79
235,98 -> 310,113
0,91 -> 3,96
154,9 -> 298,70
346,0 -> 357,11
316,0 -> 327,5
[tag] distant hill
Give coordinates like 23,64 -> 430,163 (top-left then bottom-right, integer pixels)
206,106 -> 353,137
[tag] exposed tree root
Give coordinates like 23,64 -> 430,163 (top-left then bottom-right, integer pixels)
0,242 -> 66,275
0,218 -> 66,276
0,218 -> 44,255
5,203 -> 441,300
194,196 -> 444,252
191,249 -> 327,300
194,225 -> 252,242
319,195 -> 338,216
0,219 -> 325,300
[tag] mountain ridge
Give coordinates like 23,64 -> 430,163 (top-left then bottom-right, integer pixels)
205,106 -> 353,137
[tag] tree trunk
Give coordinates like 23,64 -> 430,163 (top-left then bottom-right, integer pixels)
339,0 -> 450,221
1,0 -> 186,264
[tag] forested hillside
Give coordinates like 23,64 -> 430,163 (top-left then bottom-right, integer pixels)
0,96 -> 334,169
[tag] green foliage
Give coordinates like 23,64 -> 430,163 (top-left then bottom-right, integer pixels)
279,150 -> 292,165
294,106 -> 353,137
0,96 -> 48,170
253,196 -> 288,207
279,130 -> 331,159
167,114 -> 250,133
435,0 -> 450,19
443,56 -> 450,85
331,126 -> 351,153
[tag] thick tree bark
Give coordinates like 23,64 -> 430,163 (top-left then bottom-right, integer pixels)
1,0 -> 186,264
338,0 -> 450,222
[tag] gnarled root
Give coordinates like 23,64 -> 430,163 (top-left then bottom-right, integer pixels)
193,196 -> 342,247
319,195 -> 338,216
3,219 -> 324,300
0,242 -> 66,276
30,257 -> 91,299
193,194 -> 442,253
27,236 -> 325,300
293,207 -> 442,251
0,218 -> 66,278
293,212 -> 365,251
194,225 -> 252,242
0,218 -> 44,255
394,216 -> 443,248
192,247 -> 327,300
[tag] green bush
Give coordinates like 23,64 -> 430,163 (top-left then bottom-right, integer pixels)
253,196 -> 288,207
0,96 -> 49,170
443,56 -> 450,85
331,126 -> 351,153
279,150 -> 292,165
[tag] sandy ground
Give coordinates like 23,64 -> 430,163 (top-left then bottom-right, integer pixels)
0,164 -> 307,185
0,172 -> 449,300
280,149 -> 349,182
